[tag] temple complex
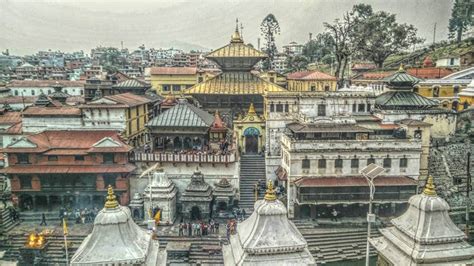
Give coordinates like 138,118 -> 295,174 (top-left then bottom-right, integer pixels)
233,103 -> 265,154
71,186 -> 166,265
143,168 -> 177,224
180,169 -> 213,220
184,24 -> 286,116
223,182 -> 315,265
369,176 -> 474,265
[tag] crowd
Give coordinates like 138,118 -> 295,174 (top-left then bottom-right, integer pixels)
58,207 -> 100,225
177,220 -> 220,237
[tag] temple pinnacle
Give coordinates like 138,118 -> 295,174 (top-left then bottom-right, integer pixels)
264,180 -> 277,201
104,185 -> 119,209
422,175 -> 437,197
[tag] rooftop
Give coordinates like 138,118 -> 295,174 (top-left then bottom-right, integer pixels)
148,99 -> 214,128
150,67 -> 197,75
6,80 -> 85,88
287,70 -> 337,80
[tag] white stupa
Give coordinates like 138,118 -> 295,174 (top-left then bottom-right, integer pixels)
223,182 -> 316,265
369,175 -> 474,265
71,185 -> 166,265
143,168 -> 177,224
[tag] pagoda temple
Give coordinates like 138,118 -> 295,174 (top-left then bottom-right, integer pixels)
181,169 -> 213,220
223,182 -> 315,265
71,185 -> 166,265
184,22 -> 286,117
213,178 -> 236,213
143,168 -> 177,224
369,175 -> 474,265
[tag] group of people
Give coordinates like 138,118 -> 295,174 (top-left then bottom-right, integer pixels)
232,208 -> 246,221
225,219 -> 237,240
58,206 -> 100,225
177,220 -> 220,237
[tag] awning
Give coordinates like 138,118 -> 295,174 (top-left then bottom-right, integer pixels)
5,164 -> 136,174
294,176 -> 417,188
275,166 -> 288,181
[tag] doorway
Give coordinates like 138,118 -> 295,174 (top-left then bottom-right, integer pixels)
190,206 -> 202,220
244,127 -> 260,154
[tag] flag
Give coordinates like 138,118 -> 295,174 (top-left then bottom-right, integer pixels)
63,218 -> 68,236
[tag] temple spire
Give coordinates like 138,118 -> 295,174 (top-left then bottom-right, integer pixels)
104,185 -> 119,209
264,180 -> 277,201
422,175 -> 437,196
231,18 -> 243,43
398,63 -> 406,73
247,102 -> 256,115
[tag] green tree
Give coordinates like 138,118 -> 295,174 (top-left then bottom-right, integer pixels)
355,11 -> 423,68
260,14 -> 280,70
302,33 -> 335,64
285,55 -> 310,72
99,47 -> 125,73
449,0 -> 473,42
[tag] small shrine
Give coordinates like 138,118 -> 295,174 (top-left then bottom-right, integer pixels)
369,175 -> 474,265
71,185 -> 166,265
181,169 -> 213,221
233,103 -> 265,154
129,192 -> 145,220
223,181 -> 315,265
143,168 -> 178,224
213,178 -> 236,213
49,82 -> 71,104
209,110 -> 228,145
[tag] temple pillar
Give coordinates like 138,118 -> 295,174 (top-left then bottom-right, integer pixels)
31,175 -> 41,191
75,196 -> 80,208
46,196 -> 51,211
32,196 -> 37,211
310,205 -> 317,219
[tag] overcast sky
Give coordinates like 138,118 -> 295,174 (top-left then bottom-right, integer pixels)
0,0 -> 453,55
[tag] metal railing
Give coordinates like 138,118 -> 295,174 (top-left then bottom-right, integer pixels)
129,151 -> 237,164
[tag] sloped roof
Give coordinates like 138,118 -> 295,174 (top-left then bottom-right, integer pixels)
147,100 -> 214,128
184,72 -> 286,95
375,91 -> 437,109
7,80 -> 85,87
104,93 -> 151,107
383,66 -> 421,86
150,67 -> 197,75
206,30 -> 266,59
287,70 -> 336,80
113,78 -> 150,88
0,111 -> 21,125
22,106 -> 82,116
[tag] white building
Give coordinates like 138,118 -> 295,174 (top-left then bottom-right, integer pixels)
6,80 -> 84,97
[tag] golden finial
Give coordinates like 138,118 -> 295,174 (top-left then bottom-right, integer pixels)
264,180 -> 277,201
104,185 -> 119,209
231,18 -> 243,43
422,175 -> 437,197
398,63 -> 406,72
248,103 -> 256,115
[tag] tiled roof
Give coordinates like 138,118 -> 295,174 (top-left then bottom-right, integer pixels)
5,164 -> 136,174
382,68 -> 421,85
359,72 -> 393,80
6,80 -> 85,88
295,176 -> 417,187
375,91 -> 438,109
113,78 -> 150,88
0,112 -> 21,125
104,93 -> 151,107
150,67 -> 197,75
184,72 -> 286,95
148,100 -> 214,128
287,70 -> 337,81
407,68 -> 453,79
6,122 -> 22,135
22,106 -> 82,116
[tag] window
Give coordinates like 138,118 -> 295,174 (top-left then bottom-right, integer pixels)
367,157 -> 375,165
19,175 -> 32,189
172,85 -> 180,91
270,77 -> 275,83
310,85 -> 316,91
413,86 -> 419,93
75,155 -> 85,161
270,103 -> 275,112
367,104 -> 371,112
383,158 -> 392,168
17,154 -> 29,164
433,86 -> 440,97
318,159 -> 326,169
454,85 -> 460,94
351,158 -> 359,169
31,90 -> 35,96
103,175 -> 116,188
358,104 -> 365,112
317,104 -> 326,116
198,77 -> 203,82
103,153 -> 115,164
324,85 -> 330,91
302,158 -> 310,169
276,104 -> 283,112
335,158 -> 343,169
48,155 -> 58,161
48,89 -> 52,94
162,85 -> 170,91
352,103 -> 357,112
284,103 -> 289,112
400,158 -> 408,168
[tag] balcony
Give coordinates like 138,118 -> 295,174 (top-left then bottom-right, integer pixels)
129,151 -> 237,164
297,191 -> 414,204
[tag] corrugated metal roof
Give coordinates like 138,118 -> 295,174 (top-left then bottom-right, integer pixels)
113,79 -> 149,88
375,91 -> 437,108
184,71 -> 286,95
147,100 -> 214,128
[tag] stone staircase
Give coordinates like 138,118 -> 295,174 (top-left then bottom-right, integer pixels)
0,207 -> 17,242
1,232 -> 87,265
239,154 -> 266,210
294,222 -> 381,264
158,235 -> 224,265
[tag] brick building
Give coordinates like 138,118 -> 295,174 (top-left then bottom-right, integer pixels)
4,130 -> 135,211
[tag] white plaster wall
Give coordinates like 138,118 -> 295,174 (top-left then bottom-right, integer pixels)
22,116 -> 84,133
81,108 -> 126,131
10,86 -> 84,97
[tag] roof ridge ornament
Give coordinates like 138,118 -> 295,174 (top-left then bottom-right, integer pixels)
248,102 -> 256,115
422,175 -> 437,196
398,63 -> 406,73
104,185 -> 119,209
264,180 -> 277,201
231,18 -> 244,43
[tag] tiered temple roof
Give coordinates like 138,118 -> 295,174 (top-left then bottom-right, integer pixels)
71,186 -> 165,265
147,99 -> 214,129
181,169 -> 213,203
223,182 -> 315,265
213,178 -> 235,200
143,168 -> 177,201
369,176 -> 474,265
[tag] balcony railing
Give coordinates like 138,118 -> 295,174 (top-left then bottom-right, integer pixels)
297,191 -> 414,203
129,151 -> 237,164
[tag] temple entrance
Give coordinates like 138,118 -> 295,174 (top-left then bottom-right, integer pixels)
133,209 -> 141,219
190,206 -> 202,220
19,194 -> 33,210
217,201 -> 227,211
244,127 -> 260,154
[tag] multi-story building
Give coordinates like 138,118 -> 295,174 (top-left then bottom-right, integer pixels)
14,63 -> 39,80
271,53 -> 288,73
281,119 -> 420,219
149,67 -> 217,95
283,42 -> 304,56
287,70 -> 337,92
7,80 -> 84,97
4,130 -> 135,211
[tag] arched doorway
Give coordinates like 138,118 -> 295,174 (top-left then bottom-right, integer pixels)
190,206 -> 202,220
244,127 -> 259,154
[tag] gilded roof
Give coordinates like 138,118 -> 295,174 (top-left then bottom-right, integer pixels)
207,29 -> 266,59
147,99 -> 214,128
184,72 -> 286,95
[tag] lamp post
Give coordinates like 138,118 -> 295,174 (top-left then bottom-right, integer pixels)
360,163 -> 385,266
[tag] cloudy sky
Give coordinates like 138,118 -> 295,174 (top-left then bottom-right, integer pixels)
0,0 -> 453,55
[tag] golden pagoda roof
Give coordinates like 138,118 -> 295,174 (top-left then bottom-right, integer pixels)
183,72 -> 286,95
207,27 -> 267,59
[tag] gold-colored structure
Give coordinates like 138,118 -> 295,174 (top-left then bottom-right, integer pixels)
422,175 -> 437,196
264,181 -> 277,201
104,185 -> 119,209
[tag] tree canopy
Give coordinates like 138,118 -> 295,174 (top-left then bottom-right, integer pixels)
449,0 -> 473,42
260,14 -> 280,70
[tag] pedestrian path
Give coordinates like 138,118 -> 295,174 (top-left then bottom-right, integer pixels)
239,154 -> 265,211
